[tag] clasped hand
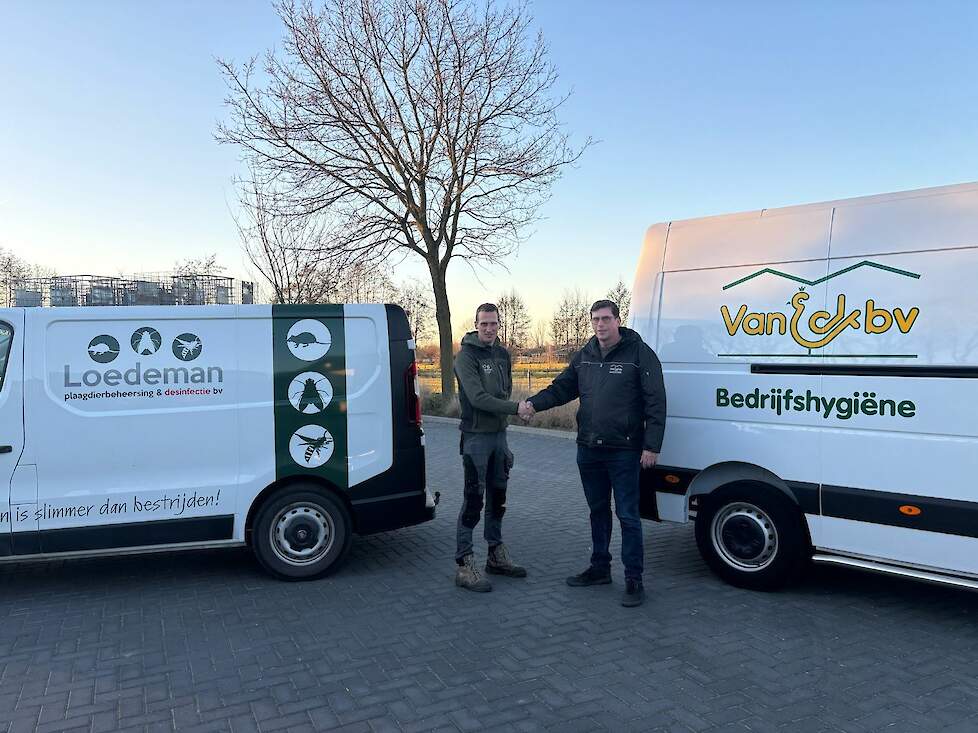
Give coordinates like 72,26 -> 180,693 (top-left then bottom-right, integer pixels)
517,400 -> 536,422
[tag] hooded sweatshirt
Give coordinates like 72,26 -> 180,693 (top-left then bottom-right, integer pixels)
454,331 -> 519,433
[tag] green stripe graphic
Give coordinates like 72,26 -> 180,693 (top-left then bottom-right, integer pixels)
722,260 -> 921,291
272,305 -> 349,490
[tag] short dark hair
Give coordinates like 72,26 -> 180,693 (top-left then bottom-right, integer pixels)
590,299 -> 620,319
475,303 -> 499,322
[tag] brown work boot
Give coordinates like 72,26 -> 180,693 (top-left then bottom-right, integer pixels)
486,543 -> 527,578
455,554 -> 492,592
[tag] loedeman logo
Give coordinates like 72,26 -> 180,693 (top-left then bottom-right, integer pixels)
66,329 -> 222,389
719,261 -> 921,355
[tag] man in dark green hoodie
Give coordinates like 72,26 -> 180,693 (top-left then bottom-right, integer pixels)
453,303 -> 531,592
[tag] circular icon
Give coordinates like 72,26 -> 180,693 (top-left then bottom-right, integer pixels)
131,327 -> 162,356
288,372 -> 333,414
289,425 -> 334,468
286,319 -> 332,361
172,332 -> 203,361
87,335 -> 120,364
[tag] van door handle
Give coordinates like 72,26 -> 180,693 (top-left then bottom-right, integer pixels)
0,446 -> 11,454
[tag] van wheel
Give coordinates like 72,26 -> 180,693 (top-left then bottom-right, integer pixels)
694,484 -> 809,591
252,487 -> 353,580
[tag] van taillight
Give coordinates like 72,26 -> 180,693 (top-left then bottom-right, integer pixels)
405,360 -> 422,425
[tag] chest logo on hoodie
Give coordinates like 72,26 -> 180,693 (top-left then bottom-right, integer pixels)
609,363 -> 623,375
482,363 -> 492,374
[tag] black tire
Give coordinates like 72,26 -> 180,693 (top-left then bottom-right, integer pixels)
694,482 -> 810,591
252,486 -> 353,581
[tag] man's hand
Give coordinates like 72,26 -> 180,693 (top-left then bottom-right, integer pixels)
640,450 -> 658,469
517,400 -> 536,422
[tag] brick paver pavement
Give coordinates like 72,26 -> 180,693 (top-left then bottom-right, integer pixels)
2,419 -> 978,732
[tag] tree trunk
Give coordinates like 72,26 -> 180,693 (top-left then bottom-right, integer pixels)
428,263 -> 456,397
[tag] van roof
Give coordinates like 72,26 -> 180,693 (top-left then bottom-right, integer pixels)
648,180 -> 978,272
663,180 -> 978,228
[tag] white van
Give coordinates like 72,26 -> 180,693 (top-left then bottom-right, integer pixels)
0,303 -> 435,579
632,181 -> 978,591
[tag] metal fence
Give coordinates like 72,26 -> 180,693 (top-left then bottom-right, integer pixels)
6,274 -> 255,308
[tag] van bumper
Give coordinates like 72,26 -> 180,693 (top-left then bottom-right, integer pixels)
353,489 -> 437,535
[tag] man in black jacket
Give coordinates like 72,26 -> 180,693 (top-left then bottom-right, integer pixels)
453,303 -> 531,592
523,300 -> 666,606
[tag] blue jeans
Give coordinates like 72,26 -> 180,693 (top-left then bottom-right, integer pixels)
576,445 -> 643,581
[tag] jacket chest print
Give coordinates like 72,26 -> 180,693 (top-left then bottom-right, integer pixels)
608,363 -> 624,375
482,362 -> 493,374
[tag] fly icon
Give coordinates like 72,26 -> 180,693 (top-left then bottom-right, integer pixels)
131,327 -> 161,356
288,425 -> 335,468
288,372 -> 333,414
172,333 -> 203,361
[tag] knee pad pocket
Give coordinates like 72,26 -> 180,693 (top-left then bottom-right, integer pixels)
491,487 -> 507,518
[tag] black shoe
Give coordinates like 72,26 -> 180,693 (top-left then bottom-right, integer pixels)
566,566 -> 612,587
621,579 -> 645,607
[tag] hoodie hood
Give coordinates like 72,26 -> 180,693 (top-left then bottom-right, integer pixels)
461,330 -> 496,351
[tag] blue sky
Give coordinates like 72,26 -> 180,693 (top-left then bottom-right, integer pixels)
3,0 -> 977,335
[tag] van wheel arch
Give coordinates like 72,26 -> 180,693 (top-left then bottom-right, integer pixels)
245,476 -> 356,546
688,461 -> 797,505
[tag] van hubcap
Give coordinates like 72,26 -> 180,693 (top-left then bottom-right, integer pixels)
712,502 -> 778,571
270,503 -> 334,566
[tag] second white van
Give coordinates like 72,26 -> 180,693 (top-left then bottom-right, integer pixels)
632,181 -> 978,591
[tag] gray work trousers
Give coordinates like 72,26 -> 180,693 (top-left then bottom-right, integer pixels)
455,431 -> 513,562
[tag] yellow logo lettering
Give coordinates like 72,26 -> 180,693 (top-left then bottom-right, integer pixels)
721,292 -> 918,350
865,299 -> 894,334
720,304 -> 747,336
893,307 -> 919,333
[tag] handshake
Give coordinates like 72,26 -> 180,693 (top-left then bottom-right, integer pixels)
517,399 -> 536,422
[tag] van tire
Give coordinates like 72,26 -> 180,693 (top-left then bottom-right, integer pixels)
252,487 -> 353,580
694,483 -> 809,591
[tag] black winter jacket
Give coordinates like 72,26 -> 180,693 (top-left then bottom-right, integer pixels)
454,332 -> 519,433
528,327 -> 666,452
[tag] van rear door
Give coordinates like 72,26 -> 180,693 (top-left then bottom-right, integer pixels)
0,309 -> 25,556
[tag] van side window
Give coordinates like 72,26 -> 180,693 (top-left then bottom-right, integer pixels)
0,323 -> 11,391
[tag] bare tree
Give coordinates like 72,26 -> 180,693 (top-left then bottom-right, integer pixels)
218,0 -> 588,395
0,247 -> 41,307
395,278 -> 434,342
606,278 -> 631,325
497,289 -> 528,351
174,253 -> 225,277
237,177 -> 356,303
531,318 -> 549,350
333,261 -> 399,303
550,288 -> 589,358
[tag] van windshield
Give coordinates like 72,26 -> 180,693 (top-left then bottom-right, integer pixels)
0,323 -> 11,390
